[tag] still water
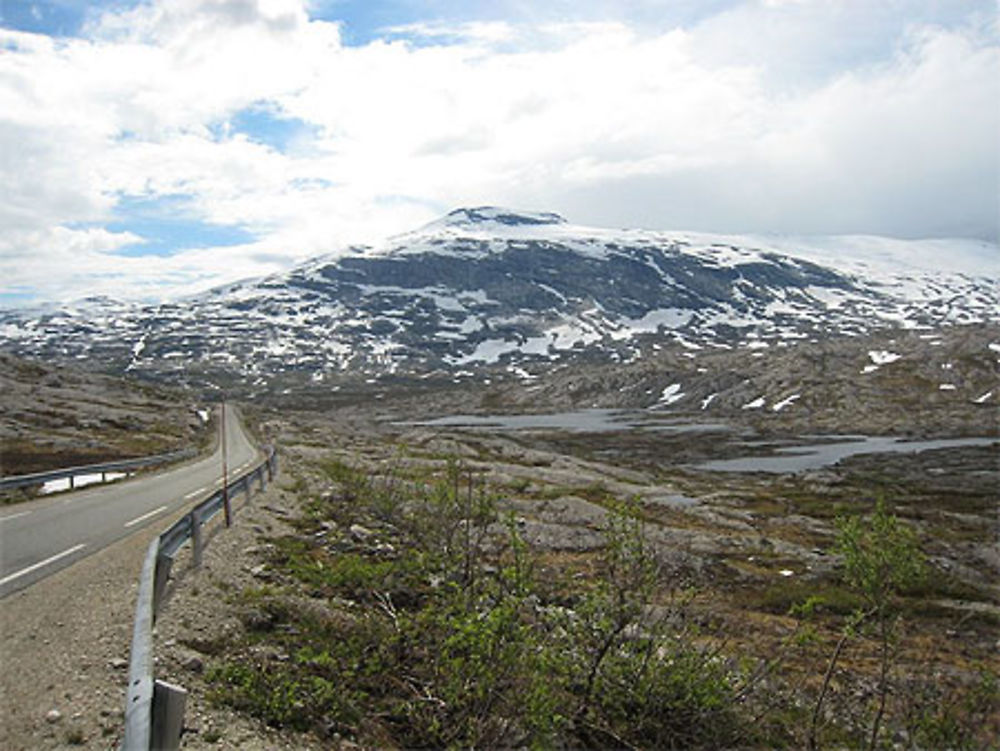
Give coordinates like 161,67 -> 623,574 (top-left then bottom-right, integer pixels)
401,408 -> 729,434
402,409 -> 996,474
695,436 -> 997,473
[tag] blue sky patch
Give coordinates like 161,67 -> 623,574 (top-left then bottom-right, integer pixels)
0,288 -> 40,307
101,195 -> 256,257
0,0 -> 88,37
220,104 -> 318,153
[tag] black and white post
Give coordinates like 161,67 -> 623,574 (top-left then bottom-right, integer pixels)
221,400 -> 231,527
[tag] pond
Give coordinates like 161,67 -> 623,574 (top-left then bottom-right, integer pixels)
694,436 -> 998,474
400,410 -> 996,475
398,408 -> 731,434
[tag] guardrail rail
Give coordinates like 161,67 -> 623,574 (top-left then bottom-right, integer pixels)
122,446 -> 278,751
0,449 -> 198,493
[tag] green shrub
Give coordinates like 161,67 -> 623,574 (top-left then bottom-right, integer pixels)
208,661 -> 350,731
753,578 -> 864,616
563,499 -> 745,749
212,460 -> 763,749
809,498 -> 927,751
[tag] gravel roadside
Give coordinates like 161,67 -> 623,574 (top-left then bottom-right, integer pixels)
0,475 -> 309,751
1,507 -> 163,750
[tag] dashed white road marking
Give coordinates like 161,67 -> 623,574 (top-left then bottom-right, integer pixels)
183,488 -> 206,500
0,510 -> 32,523
0,543 -> 86,586
124,505 -> 168,528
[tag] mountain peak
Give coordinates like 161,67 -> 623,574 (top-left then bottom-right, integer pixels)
439,206 -> 567,228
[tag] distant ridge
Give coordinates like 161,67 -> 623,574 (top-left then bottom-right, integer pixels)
1,207 -> 997,396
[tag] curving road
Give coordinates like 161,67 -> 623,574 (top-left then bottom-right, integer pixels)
0,405 -> 259,599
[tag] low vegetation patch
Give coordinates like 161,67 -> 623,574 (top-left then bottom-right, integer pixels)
206,454 -> 999,749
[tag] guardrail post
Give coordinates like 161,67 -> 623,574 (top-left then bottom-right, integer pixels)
191,509 -> 203,569
123,539 -> 159,751
121,441 -> 279,750
0,448 -> 197,493
151,679 -> 187,751
153,552 -> 173,615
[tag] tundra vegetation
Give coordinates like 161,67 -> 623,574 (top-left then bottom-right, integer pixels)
204,442 -> 999,750
0,352 -> 212,493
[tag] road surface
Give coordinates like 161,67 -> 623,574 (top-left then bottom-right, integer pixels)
0,405 -> 259,598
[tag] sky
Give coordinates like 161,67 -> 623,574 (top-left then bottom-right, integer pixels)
0,0 -> 997,306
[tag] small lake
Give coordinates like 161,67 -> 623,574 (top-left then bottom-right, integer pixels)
399,410 -> 997,475
399,408 -> 730,434
695,436 -> 997,474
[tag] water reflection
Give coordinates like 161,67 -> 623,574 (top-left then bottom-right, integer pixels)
398,410 -> 996,474
399,408 -> 729,434
696,436 -> 997,473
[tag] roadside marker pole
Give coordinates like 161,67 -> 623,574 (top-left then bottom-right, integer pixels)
191,507 -> 203,568
221,400 -> 231,527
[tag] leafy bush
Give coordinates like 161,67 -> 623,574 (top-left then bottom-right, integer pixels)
809,497 -> 927,751
209,461 -> 779,748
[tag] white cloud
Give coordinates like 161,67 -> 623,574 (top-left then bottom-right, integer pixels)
0,0 -> 997,304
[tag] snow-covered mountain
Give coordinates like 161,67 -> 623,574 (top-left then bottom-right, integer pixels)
2,207 -> 998,394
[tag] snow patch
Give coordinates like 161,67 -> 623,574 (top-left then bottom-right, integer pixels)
658,383 -> 685,406
772,394 -> 801,412
41,472 -> 126,495
868,350 -> 902,365
609,308 -> 692,341
508,366 -> 536,381
451,338 -> 516,364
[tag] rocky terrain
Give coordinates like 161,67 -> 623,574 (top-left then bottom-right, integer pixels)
337,321 -> 1000,438
1,379 -> 996,749
144,403 -> 998,749
1,208 -> 997,399
1,209 -> 997,748
0,353 -> 214,478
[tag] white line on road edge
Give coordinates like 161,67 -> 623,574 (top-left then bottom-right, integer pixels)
124,505 -> 168,528
0,510 -> 32,523
183,488 -> 206,500
0,543 -> 86,586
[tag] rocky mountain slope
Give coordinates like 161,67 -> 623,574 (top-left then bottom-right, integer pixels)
1,208 -> 997,404
0,352 -> 212,476
484,322 -> 1000,435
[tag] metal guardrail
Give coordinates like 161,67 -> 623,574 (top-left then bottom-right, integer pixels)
122,446 -> 278,751
0,449 -> 198,492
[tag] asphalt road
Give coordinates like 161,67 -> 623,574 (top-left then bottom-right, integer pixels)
0,406 -> 259,599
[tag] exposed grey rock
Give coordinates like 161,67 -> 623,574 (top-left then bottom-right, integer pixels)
2,209 -> 995,409
182,655 -> 204,674
349,524 -> 374,541
517,520 -> 605,551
